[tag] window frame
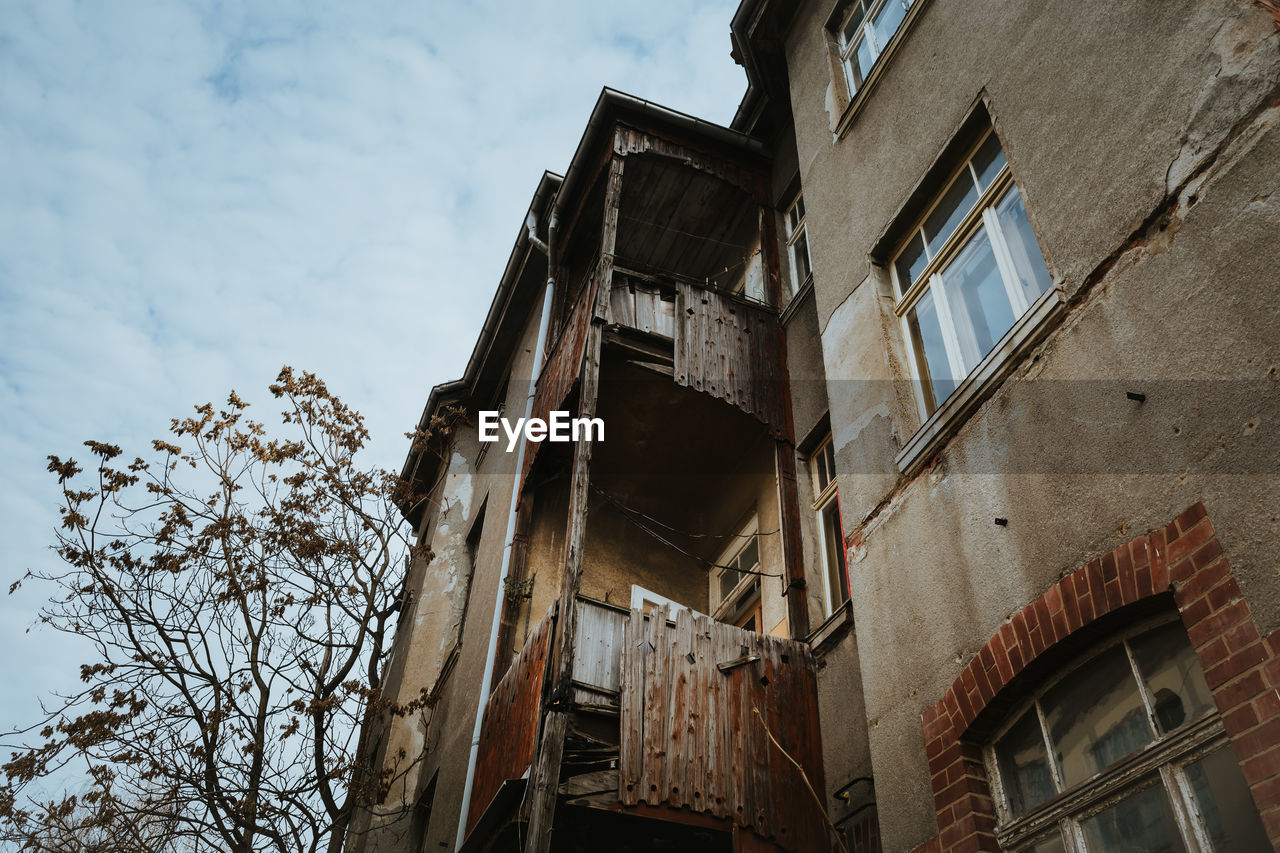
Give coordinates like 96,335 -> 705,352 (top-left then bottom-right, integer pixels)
810,435 -> 849,616
836,0 -> 915,99
711,517 -> 762,619
982,613 -> 1239,853
783,191 -> 812,300
890,128 -> 1051,416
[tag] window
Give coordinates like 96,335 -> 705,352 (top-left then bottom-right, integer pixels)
811,435 -> 848,615
837,0 -> 914,96
783,192 -> 812,297
985,617 -> 1269,852
892,129 -> 1053,414
712,520 -> 763,631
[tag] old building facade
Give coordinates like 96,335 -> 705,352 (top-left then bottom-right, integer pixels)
350,2 -> 1280,851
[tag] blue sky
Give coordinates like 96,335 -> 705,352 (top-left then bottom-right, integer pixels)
0,0 -> 746,739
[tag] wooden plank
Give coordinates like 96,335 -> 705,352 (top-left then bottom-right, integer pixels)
619,609 -> 643,806
523,153 -> 623,853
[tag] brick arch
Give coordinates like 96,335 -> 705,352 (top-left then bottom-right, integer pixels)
912,502 -> 1280,853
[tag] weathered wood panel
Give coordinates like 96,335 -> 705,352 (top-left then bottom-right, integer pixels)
608,275 -> 676,339
675,282 -> 787,439
521,265 -> 600,487
619,608 -> 827,852
572,598 -> 627,705
467,607 -> 554,835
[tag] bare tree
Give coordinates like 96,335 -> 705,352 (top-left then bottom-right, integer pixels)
1,368 -> 457,853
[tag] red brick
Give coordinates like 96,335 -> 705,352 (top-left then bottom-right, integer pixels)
1267,630 -> 1280,658
954,683 -> 975,728
1086,559 -> 1108,616
1216,670 -> 1267,713
1224,620 -> 1264,654
991,631 -> 1014,684
1135,561 -> 1154,599
1206,576 -> 1243,613
1168,518 -> 1215,564
1045,583 -> 1064,616
1180,594 -> 1214,630
1061,579 -> 1084,632
1012,610 -> 1033,662
1174,557 -> 1230,604
1104,576 -> 1125,612
1197,636 -> 1231,670
1266,657 -> 1280,689
1241,745 -> 1280,786
1188,599 -> 1251,647
1132,535 -> 1151,568
1169,556 -> 1195,585
1071,570 -> 1095,623
1261,806 -> 1280,839
1225,703 -> 1261,734
1190,537 -> 1224,572
1175,501 -> 1208,535
1255,688 -> 1280,721
1151,529 -> 1170,591
1000,623 -> 1023,676
1116,540 -> 1134,576
929,741 -> 962,776
1101,550 -> 1119,586
1249,774 -> 1280,811
1207,644 -> 1267,689
1034,596 -> 1056,647
970,659 -> 995,706
1234,716 -> 1280,760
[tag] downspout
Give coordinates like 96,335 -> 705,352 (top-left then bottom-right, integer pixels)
455,203 -> 558,852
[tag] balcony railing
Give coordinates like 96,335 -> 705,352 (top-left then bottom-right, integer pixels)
468,598 -> 827,851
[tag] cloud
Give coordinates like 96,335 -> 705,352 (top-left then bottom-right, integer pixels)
0,0 -> 746,735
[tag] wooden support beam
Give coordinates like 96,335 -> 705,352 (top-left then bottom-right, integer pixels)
523,152 -> 625,853
760,203 -> 811,640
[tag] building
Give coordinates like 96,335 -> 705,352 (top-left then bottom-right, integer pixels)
349,2 -> 1280,851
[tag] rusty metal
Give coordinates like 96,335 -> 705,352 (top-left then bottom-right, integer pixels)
466,607 -> 555,836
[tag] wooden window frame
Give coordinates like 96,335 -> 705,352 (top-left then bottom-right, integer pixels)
982,613 -> 1237,853
890,128 -> 1051,416
711,516 -> 761,620
836,0 -> 916,97
810,435 -> 848,616
783,190 -> 812,301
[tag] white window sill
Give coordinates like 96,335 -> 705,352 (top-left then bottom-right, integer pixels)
808,598 -> 854,655
895,286 -> 1067,476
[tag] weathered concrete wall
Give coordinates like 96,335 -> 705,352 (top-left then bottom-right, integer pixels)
355,283 -> 550,852
781,0 -> 1280,848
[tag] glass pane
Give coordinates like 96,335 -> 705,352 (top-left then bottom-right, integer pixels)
793,230 -> 811,283
821,500 -> 848,607
871,0 -> 908,55
855,35 -> 876,81
841,1 -> 867,44
1128,622 -> 1215,735
737,538 -> 759,573
823,440 -> 836,488
896,230 -> 928,291
719,568 -> 742,601
995,185 -> 1052,308
1185,745 -> 1270,852
1022,829 -> 1067,853
937,227 -> 1017,368
1042,644 -> 1154,788
996,708 -> 1058,817
923,170 -> 980,255
814,445 -> 830,491
971,132 -> 1008,191
907,289 -> 956,407
1080,782 -> 1187,853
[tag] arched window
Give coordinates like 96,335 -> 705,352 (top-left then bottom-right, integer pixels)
984,614 -> 1268,852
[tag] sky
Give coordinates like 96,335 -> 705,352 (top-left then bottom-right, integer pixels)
0,0 -> 746,751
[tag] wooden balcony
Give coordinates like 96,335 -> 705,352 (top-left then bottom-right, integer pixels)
467,599 -> 827,852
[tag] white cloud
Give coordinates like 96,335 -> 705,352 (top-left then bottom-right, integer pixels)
0,0 -> 746,735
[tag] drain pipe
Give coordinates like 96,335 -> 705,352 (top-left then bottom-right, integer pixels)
454,204 -> 558,852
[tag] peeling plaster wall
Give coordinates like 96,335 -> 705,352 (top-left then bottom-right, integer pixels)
355,288 -> 549,852
782,0 -> 1280,849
